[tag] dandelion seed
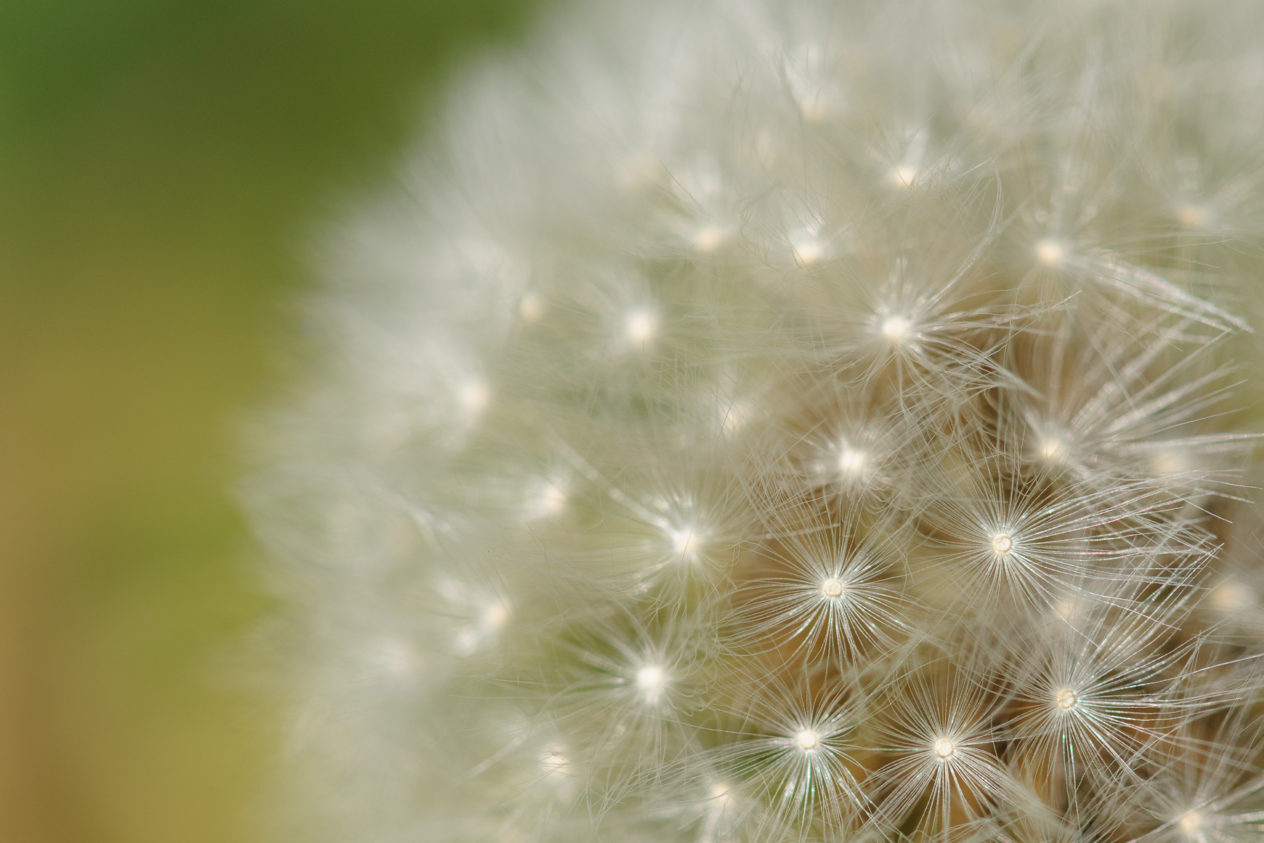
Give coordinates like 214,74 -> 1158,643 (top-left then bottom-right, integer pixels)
990,532 -> 1014,556
821,577 -> 845,599
794,728 -> 820,751
518,291 -> 545,322
668,523 -> 702,561
458,380 -> 490,415
624,309 -> 658,344
933,736 -> 956,759
540,747 -> 570,780
1209,579 -> 1250,613
718,399 -> 751,436
635,664 -> 664,690
691,222 -> 729,253
1150,449 -> 1186,478
1055,688 -> 1077,711
1039,437 -> 1066,463
1177,809 -> 1203,836
888,163 -> 919,188
481,601 -> 510,631
790,224 -> 827,265
880,314 -> 913,342
1035,237 -> 1066,266
526,478 -> 568,520
1176,204 -> 1211,230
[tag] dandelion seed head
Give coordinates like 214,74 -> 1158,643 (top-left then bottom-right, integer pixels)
253,0 -> 1264,838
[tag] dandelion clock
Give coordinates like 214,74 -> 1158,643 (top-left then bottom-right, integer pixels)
245,0 -> 1264,840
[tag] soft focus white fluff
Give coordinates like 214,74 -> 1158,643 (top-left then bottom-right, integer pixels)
246,0 -> 1264,839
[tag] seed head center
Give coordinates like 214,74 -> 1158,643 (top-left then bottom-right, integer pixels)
636,665 -> 666,694
795,729 -> 820,751
881,315 -> 912,341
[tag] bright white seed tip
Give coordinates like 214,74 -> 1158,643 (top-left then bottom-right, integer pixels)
1210,580 -> 1250,613
1055,688 -> 1078,711
625,309 -> 658,344
1038,438 -> 1066,462
458,381 -> 490,414
708,783 -> 731,801
838,447 -> 867,475
888,163 -> 918,188
1034,237 -> 1066,266
790,230 -> 825,265
795,729 -> 820,751
518,292 -> 544,322
821,577 -> 846,599
669,525 -> 702,560
481,601 -> 510,630
720,401 -> 750,435
1177,203 -> 1210,230
691,223 -> 728,253
540,748 -> 569,778
1054,597 -> 1081,622
1150,449 -> 1186,477
880,314 -> 912,342
535,483 -> 568,517
635,664 -> 666,695
1178,810 -> 1204,835
991,532 -> 1014,555
933,737 -> 955,759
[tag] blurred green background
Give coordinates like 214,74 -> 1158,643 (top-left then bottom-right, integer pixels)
0,1 -> 542,840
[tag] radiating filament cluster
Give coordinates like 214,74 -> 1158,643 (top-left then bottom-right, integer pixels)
253,0 -> 1264,840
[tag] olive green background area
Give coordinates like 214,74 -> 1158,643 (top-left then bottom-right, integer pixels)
0,2 -> 543,840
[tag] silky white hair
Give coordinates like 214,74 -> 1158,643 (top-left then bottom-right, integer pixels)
246,0 -> 1264,839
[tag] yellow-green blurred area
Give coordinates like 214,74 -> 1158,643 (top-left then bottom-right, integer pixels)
0,1 -> 541,840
